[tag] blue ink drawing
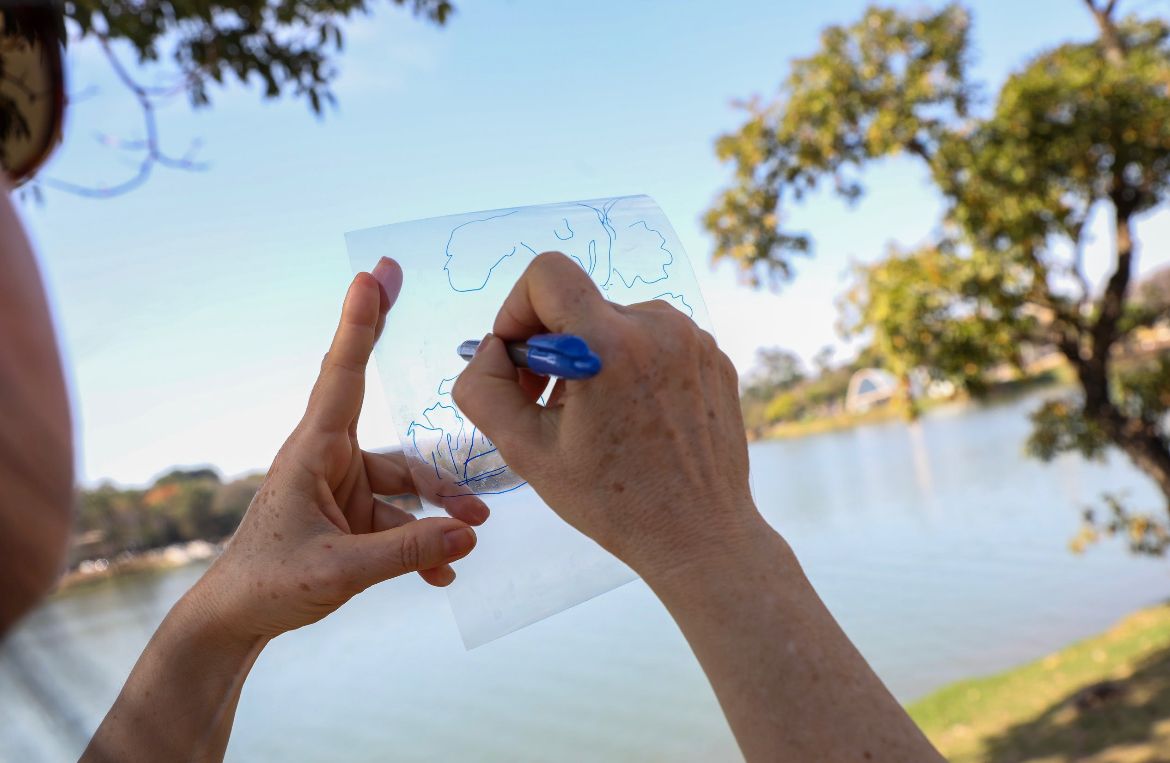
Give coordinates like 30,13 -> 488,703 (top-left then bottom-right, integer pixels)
407,377 -> 529,497
408,196 -> 697,497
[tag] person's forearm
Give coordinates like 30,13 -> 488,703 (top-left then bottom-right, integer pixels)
640,513 -> 943,763
82,581 -> 266,763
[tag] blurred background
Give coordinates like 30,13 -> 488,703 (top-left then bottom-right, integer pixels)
4,1 -> 1170,760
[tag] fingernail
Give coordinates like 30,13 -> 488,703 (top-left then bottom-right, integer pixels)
443,527 -> 476,558
371,257 -> 403,309
475,333 -> 493,355
371,257 -> 391,286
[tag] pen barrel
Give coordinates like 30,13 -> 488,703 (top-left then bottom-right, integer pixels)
505,342 -> 530,369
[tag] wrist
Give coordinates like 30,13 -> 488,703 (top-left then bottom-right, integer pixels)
183,563 -> 270,652
629,505 -> 789,589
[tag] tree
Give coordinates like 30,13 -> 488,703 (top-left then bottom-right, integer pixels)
706,1 -> 1170,552
71,470 -> 262,565
812,346 -> 836,377
2,1 -> 454,196
838,243 -> 1034,412
751,347 -> 806,390
740,347 -> 805,431
1135,264 -> 1170,313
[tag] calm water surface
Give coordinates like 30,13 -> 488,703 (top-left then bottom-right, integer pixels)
4,392 -> 1169,761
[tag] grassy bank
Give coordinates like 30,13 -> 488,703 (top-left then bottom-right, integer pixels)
762,403 -> 906,439
910,602 -> 1170,763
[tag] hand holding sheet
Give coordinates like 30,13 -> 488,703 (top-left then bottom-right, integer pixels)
346,195 -> 713,646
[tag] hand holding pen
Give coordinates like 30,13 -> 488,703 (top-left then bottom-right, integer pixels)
458,333 -> 602,380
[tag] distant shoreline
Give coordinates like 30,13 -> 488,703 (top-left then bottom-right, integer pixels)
58,380 -> 1065,592
749,375 -> 1068,443
55,540 -> 220,594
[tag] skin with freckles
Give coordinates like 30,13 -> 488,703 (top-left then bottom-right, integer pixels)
452,251 -> 753,574
82,258 -> 488,762
454,252 -> 945,763
196,258 -> 488,639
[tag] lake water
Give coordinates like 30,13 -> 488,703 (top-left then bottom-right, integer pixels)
4,391 -> 1170,761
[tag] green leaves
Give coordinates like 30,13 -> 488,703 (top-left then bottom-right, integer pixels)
708,0 -> 1170,535
840,244 -> 1031,398
704,3 -> 972,286
63,0 -> 456,115
1026,396 -> 1111,462
941,16 -> 1170,263
1116,355 -> 1170,422
73,470 -> 263,564
1073,493 -> 1170,556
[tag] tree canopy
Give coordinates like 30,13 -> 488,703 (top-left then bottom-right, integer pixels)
74,468 -> 262,564
707,0 -> 1170,552
2,1 -> 455,195
64,0 -> 452,112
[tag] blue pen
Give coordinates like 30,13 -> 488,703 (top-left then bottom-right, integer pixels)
457,333 -> 602,380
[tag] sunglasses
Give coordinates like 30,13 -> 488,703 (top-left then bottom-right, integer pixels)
0,3 -> 65,187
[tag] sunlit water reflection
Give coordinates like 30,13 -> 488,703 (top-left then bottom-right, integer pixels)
3,391 -> 1168,761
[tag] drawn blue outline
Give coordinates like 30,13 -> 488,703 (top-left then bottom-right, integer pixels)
407,377 -> 529,497
438,481 -> 528,498
522,240 -> 586,271
580,200 -> 619,288
652,291 -> 695,317
443,210 -> 521,292
421,197 -> 696,496
610,220 -> 674,288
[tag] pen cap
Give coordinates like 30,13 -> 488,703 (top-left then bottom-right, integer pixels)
526,334 -> 602,379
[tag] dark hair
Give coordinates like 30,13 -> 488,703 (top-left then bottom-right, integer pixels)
0,2 -> 66,183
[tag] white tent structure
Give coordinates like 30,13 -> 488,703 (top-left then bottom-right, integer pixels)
844,369 -> 899,414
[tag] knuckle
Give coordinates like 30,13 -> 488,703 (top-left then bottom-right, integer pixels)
397,532 -> 424,571
654,311 -> 695,350
534,251 -> 598,292
530,251 -> 574,279
627,298 -> 663,312
326,354 -> 366,378
451,374 -> 470,409
607,317 -> 651,362
721,355 -> 739,384
310,556 -> 346,594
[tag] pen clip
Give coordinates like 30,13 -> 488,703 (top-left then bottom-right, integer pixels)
525,334 -> 601,379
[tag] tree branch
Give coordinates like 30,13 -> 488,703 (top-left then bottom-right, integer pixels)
1082,0 -> 1125,64
905,137 -> 934,164
40,36 -> 207,198
1071,253 -> 1093,308
1083,197 -> 1136,413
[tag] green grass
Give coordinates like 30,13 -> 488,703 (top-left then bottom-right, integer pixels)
909,602 -> 1170,763
761,405 -> 902,439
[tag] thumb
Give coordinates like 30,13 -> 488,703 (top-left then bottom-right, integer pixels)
344,517 -> 476,587
452,334 -> 547,457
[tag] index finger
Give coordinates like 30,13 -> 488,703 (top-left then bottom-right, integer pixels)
493,251 -> 607,340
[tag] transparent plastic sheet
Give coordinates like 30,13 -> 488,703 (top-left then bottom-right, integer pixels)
345,195 -> 713,647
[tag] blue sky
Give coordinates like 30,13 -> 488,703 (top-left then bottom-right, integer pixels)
19,0 -> 1170,486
